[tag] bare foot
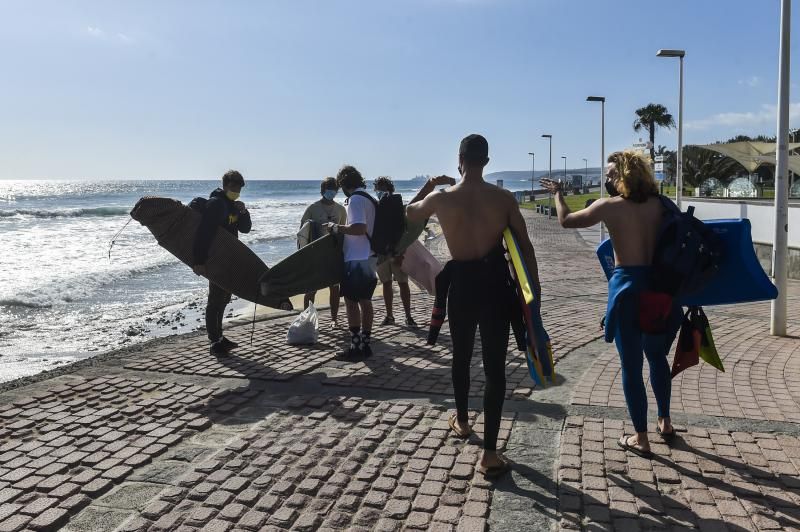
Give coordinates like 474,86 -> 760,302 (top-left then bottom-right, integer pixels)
479,451 -> 511,479
448,414 -> 472,438
480,451 -> 505,469
617,433 -> 653,458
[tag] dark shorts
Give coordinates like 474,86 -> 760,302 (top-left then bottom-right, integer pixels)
341,259 -> 378,302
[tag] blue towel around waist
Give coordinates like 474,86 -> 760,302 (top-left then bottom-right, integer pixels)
605,266 -> 651,343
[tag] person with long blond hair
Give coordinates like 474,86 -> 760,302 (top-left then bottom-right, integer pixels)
541,151 -> 682,458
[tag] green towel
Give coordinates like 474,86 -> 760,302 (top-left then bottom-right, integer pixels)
696,307 -> 725,372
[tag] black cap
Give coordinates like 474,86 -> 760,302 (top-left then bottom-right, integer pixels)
459,134 -> 489,164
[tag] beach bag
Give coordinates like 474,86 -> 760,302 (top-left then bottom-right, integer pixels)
671,308 -> 700,378
652,195 -> 723,298
286,303 -> 319,345
352,191 -> 406,256
188,197 -> 208,212
670,306 -> 724,378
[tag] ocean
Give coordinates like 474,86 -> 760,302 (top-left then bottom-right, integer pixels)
0,178 -> 536,382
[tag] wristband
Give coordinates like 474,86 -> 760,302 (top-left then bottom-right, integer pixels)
332,224 -> 339,234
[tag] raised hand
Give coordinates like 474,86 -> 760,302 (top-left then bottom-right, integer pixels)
539,178 -> 563,194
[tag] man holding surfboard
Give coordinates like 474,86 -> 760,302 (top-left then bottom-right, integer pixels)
192,170 -> 251,357
300,177 -> 347,326
407,134 -> 541,479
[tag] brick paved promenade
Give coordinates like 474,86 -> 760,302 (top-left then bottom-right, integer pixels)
0,212 -> 798,531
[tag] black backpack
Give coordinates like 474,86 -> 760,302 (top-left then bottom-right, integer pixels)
350,191 -> 406,256
188,197 -> 208,212
651,195 -> 723,297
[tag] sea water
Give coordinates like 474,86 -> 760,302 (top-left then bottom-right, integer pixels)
0,178 -> 534,381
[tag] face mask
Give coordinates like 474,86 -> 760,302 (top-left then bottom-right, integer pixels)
605,179 -> 620,197
376,191 -> 389,200
225,191 -> 240,201
322,190 -> 337,201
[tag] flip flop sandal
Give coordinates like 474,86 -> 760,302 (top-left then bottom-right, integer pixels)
617,434 -> 654,459
479,458 -> 512,480
448,414 -> 472,439
657,425 -> 676,443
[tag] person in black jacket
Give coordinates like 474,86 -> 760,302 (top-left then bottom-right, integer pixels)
192,170 -> 251,357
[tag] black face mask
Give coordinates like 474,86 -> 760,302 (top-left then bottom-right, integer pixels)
605,179 -> 620,197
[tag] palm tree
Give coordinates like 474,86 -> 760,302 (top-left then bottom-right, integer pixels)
633,104 -> 676,161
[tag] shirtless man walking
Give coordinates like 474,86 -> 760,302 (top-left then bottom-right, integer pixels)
407,134 -> 540,478
541,151 -> 680,458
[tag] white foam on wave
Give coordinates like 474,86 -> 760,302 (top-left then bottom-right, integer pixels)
0,207 -> 131,219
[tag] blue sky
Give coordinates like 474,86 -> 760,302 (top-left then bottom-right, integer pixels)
1,0 -> 798,180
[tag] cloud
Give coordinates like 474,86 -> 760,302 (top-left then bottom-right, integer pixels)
686,103 -> 800,130
86,26 -> 135,45
737,76 -> 761,87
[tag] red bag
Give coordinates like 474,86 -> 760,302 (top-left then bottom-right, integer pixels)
671,308 -> 700,378
638,291 -> 674,334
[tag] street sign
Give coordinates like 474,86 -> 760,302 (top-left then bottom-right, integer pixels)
655,162 -> 664,172
654,155 -> 664,163
655,171 -> 665,182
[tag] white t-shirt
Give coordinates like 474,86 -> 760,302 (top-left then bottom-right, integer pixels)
343,188 -> 376,262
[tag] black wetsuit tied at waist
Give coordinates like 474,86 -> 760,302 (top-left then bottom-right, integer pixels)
428,245 -> 526,351
430,244 -> 524,452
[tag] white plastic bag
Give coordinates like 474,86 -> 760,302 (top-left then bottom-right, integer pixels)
287,303 -> 319,345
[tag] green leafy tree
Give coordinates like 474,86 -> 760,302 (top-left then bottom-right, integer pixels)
633,104 -> 676,161
682,146 -> 745,188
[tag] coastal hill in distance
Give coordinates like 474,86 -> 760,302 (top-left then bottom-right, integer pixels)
413,168 -> 603,184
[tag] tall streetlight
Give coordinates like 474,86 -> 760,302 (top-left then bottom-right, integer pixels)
657,49 -> 685,208
582,158 -> 588,189
586,96 -> 606,240
528,152 -> 535,200
542,134 -> 553,218
771,0 -> 790,336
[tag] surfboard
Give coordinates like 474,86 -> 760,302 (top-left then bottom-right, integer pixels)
395,218 -> 427,253
502,228 -> 555,387
261,215 -> 428,300
260,233 -> 345,300
297,220 -> 313,249
130,196 -> 291,310
596,218 -> 778,306
400,240 -> 442,295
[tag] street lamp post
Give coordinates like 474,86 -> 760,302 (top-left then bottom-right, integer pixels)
528,152 -> 535,201
771,0 -> 791,336
657,49 -> 685,208
586,96 -> 606,240
582,158 -> 588,190
542,134 -> 553,218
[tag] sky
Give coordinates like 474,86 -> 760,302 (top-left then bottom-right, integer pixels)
1,0 -> 799,180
